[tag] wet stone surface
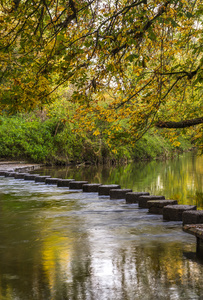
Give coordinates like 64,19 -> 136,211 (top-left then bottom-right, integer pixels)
148,200 -> 178,214
125,192 -> 150,203
110,189 -> 133,199
82,183 -> 102,192
24,174 -> 39,180
182,210 -> 203,225
4,172 -> 18,177
163,205 -> 197,221
35,175 -> 51,182
69,181 -> 88,189
138,195 -> 165,208
15,173 -> 30,179
98,184 -> 121,196
45,178 -> 60,185
57,179 -> 75,187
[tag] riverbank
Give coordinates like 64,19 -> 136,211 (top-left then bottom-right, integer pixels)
0,161 -> 42,172
0,113 -> 193,165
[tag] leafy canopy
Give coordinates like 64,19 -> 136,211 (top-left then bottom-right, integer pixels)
0,0 -> 202,147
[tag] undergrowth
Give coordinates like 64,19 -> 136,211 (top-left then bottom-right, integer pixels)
0,113 -> 192,164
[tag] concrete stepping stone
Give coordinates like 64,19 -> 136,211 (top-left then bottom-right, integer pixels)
138,195 -> 165,208
126,192 -> 150,203
35,175 -> 51,182
183,224 -> 203,256
15,173 -> 30,179
147,200 -> 178,214
83,183 -> 101,192
163,205 -> 196,221
69,181 -> 88,189
24,174 -> 39,180
182,210 -> 203,225
0,171 -> 6,176
4,172 -> 18,177
45,178 -> 60,185
98,184 -> 121,196
57,179 -> 75,187
110,189 -> 132,199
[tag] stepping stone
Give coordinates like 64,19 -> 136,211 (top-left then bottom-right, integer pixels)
45,178 -> 60,185
110,189 -> 132,199
35,175 -> 51,182
163,205 -> 196,221
147,200 -> 178,214
57,179 -> 75,187
126,192 -> 150,203
24,174 -> 39,180
15,173 -> 30,179
183,224 -> 203,257
5,172 -> 18,177
138,195 -> 165,208
83,183 -> 101,192
0,171 -> 6,176
98,184 -> 121,196
182,210 -> 203,225
69,181 -> 88,189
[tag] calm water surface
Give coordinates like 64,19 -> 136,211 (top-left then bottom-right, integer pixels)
0,152 -> 202,300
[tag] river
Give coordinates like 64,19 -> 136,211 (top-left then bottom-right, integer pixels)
0,152 -> 202,299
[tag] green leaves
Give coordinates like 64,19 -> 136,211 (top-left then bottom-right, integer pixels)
185,12 -> 193,19
169,19 -> 180,28
126,54 -> 139,62
147,28 -> 157,41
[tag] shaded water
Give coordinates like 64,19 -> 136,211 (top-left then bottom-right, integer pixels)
0,152 -> 202,300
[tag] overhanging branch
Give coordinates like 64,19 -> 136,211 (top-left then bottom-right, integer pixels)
155,117 -> 203,128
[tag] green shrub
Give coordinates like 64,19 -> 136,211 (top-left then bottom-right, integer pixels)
0,114 -> 55,162
0,113 -> 193,164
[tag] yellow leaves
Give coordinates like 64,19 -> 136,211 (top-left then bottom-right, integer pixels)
93,129 -> 100,136
172,140 -> 181,147
56,5 -> 65,13
194,131 -> 203,140
1,68 -> 52,113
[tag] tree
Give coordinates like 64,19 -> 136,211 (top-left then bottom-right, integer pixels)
0,0 -> 202,145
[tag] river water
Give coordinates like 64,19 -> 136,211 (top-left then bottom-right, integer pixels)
0,152 -> 202,300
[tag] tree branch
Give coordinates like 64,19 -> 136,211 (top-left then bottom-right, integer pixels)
155,117 -> 203,128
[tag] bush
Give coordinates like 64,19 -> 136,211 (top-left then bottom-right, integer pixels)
0,114 -> 55,162
0,112 -> 193,164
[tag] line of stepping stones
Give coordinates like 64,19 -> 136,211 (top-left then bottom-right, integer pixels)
1,170 -> 203,255
1,170 -> 202,225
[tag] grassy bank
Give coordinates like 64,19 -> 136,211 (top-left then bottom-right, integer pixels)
0,113 -> 192,165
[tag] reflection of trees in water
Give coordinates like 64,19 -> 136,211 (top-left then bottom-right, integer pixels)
90,242 -> 203,300
38,152 -> 203,208
46,240 -> 203,299
0,189 -> 81,300
0,209 -> 50,299
1,235 -> 202,300
36,222 -> 203,300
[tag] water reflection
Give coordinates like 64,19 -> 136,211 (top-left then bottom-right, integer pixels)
37,152 -> 203,208
0,152 -> 203,299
